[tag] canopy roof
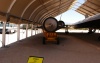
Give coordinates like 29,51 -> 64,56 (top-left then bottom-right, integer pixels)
76,0 -> 100,17
0,0 -> 76,24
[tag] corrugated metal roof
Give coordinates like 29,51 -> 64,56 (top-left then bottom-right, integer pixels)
76,0 -> 100,16
0,0 -> 76,24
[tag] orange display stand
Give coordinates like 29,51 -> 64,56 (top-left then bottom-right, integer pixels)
42,30 -> 59,44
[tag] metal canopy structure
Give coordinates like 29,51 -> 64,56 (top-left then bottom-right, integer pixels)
76,0 -> 100,16
0,0 -> 76,24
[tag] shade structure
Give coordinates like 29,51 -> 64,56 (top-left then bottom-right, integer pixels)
76,0 -> 100,16
0,0 -> 76,24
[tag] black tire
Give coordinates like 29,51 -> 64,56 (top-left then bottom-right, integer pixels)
56,37 -> 59,45
43,37 -> 46,44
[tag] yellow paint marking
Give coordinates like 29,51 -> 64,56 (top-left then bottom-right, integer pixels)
28,56 -> 44,63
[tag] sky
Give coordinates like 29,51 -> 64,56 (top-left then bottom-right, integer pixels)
55,0 -> 86,25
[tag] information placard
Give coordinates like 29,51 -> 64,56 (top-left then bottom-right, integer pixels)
28,56 -> 44,63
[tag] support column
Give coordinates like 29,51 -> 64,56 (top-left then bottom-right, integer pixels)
41,29 -> 43,33
35,25 -> 36,35
36,25 -> 38,34
35,28 -> 36,35
2,22 -> 6,47
65,25 -> 69,34
85,14 -> 89,18
17,24 -> 20,41
38,29 -> 39,34
37,28 -> 38,34
31,24 -> 33,36
85,14 -> 90,33
26,24 -> 28,38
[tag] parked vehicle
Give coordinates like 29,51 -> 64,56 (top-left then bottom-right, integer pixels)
0,22 -> 17,34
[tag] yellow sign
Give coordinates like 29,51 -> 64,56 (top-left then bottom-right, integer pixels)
28,56 -> 44,63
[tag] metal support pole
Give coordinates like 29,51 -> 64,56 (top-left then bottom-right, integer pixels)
39,29 -> 41,33
17,24 -> 20,41
31,24 -> 33,36
38,28 -> 40,33
35,25 -> 36,35
85,14 -> 92,33
65,25 -> 69,34
36,25 -> 38,34
85,14 -> 89,18
40,29 -> 42,33
35,28 -> 36,35
2,22 -> 6,47
37,28 -> 38,34
26,24 -> 28,38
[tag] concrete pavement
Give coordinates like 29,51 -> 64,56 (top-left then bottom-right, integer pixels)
0,33 -> 100,63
